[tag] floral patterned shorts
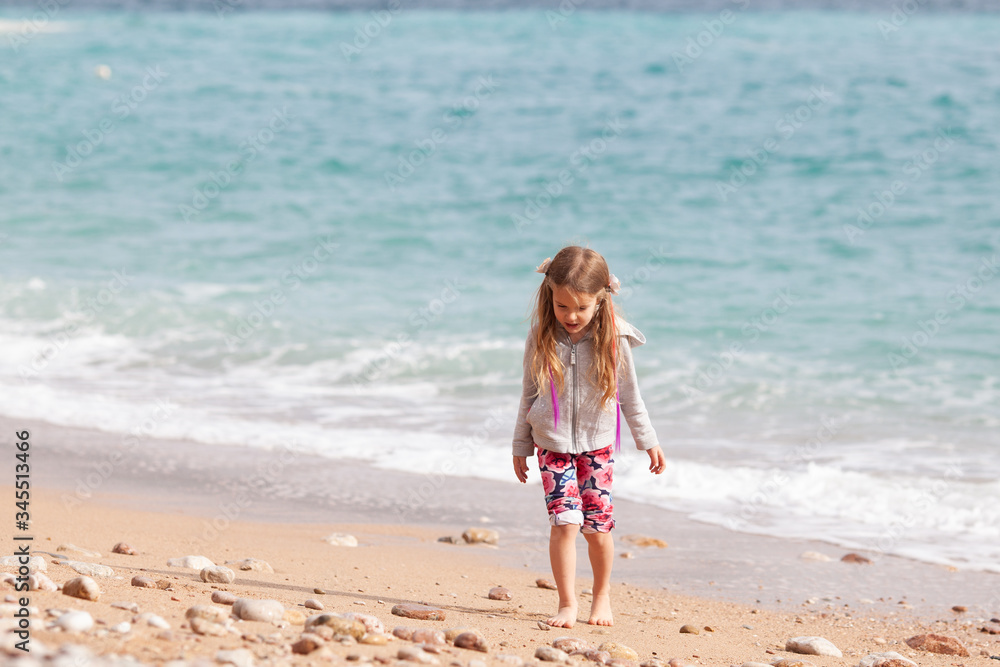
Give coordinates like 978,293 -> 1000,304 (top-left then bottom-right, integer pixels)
537,444 -> 614,533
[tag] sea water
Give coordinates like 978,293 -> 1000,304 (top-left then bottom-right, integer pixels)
1,7 -> 998,571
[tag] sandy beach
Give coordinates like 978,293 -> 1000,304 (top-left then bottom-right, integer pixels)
2,417 -> 998,666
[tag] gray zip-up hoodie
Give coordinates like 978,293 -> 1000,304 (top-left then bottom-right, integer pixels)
511,320 -> 659,457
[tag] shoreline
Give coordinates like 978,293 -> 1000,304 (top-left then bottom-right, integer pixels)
1,415 -> 998,664
7,415 -> 999,619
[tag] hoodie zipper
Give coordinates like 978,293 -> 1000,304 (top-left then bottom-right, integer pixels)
570,341 -> 578,450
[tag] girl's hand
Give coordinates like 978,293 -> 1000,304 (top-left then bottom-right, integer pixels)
646,446 -> 665,475
513,456 -> 530,483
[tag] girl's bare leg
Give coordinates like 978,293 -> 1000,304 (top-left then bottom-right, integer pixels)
547,523 -> 580,627
584,531 -> 614,626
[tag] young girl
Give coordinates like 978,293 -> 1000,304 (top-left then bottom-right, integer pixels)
512,245 -> 664,628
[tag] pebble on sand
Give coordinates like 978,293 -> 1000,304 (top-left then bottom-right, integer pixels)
489,586 -> 513,601
51,610 -> 93,634
62,576 -> 101,601
951,605 -> 967,612
167,555 -> 215,570
399,645 -> 440,664
785,636 -> 843,658
462,528 -> 499,545
62,560 -> 114,578
304,614 -> 366,640
411,628 -> 447,645
215,648 -> 256,667
189,616 -> 228,637
232,598 -> 286,625
200,565 -> 236,584
437,536 -> 462,544
112,542 -> 137,555
535,646 -> 569,663
185,605 -> 230,624
904,633 -> 970,657
130,575 -> 156,589
536,578 -> 557,590
304,599 -> 324,611
798,552 -> 832,562
110,621 -> 131,633
857,652 -> 918,667
292,633 -> 325,655
228,558 -> 274,573
0,555 -> 46,572
211,591 -> 238,605
324,533 -> 359,547
28,573 -> 57,592
621,534 -> 668,548
339,611 -> 386,635
392,603 -> 447,621
552,637 -> 592,653
679,624 -> 700,635
619,552 -> 635,559
455,631 -> 489,652
536,620 -> 552,631
840,553 -> 872,564
110,601 -> 139,613
770,660 -> 817,667
599,642 -> 639,661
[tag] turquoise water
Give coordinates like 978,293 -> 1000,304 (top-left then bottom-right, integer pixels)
1,10 -> 998,569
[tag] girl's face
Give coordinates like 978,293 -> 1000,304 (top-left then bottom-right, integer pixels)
551,284 -> 599,343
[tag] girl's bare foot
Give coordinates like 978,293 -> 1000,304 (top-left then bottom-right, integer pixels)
547,605 -> 578,628
587,593 -> 613,626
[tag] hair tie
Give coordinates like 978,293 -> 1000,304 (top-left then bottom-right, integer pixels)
535,258 -> 552,274
607,273 -> 621,295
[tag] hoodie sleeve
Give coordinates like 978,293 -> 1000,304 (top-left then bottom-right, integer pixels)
616,325 -> 659,451
511,333 -> 538,457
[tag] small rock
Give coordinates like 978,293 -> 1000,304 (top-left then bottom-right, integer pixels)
599,643 -> 639,661
0,555 -> 45,572
53,610 -> 94,633
799,551 -> 832,562
905,633 -> 969,656
741,663 -> 772,667
212,591 -> 238,605
840,553 -> 872,564
57,543 -> 101,558
62,576 -> 101,601
185,605 -> 230,624
621,534 -> 668,548
305,614 -> 366,639
110,601 -> 139,613
228,558 -> 273,573
190,616 -> 227,636
786,636 -> 842,658
667,661 -> 695,667
455,631 -> 489,652
324,533 -> 358,547
584,649 -> 611,664
392,603 -> 446,621
444,627 -> 474,641
340,612 -> 386,635
489,587 -> 513,601
438,536 -> 462,544
62,561 -> 114,578
28,573 -> 58,592
619,552 -> 634,559
981,622 -> 1000,634
536,646 -> 569,662
304,599 -> 324,610
857,652 -> 918,667
361,633 -> 391,645
536,578 -> 557,590
952,605 -> 967,613
412,628 -> 447,645
167,555 -> 215,569
553,637 -> 592,653
201,566 -> 236,584
770,660 -> 817,667
232,599 -> 285,624
284,609 -> 307,625
462,528 -> 499,545
394,626 -> 415,640
581,588 -> 593,595
873,637 -> 887,645
314,587 -> 325,594
640,660 -> 666,667
138,613 -> 170,629
292,634 -> 325,655
537,620 -> 552,631
703,626 -> 716,632
497,655 -> 526,666
399,645 -> 440,664
131,575 -> 157,589
679,624 -> 700,635
112,542 -> 137,555
110,621 -> 131,633
216,648 -> 255,667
